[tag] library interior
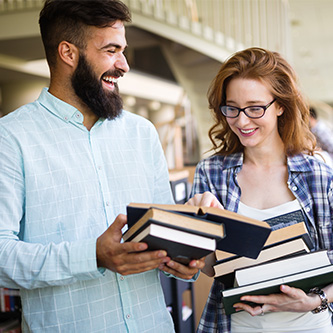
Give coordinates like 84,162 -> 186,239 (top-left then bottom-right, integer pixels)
1,0 -> 333,332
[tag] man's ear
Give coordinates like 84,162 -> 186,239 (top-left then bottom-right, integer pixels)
58,41 -> 79,67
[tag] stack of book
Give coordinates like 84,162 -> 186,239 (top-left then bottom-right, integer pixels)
123,205 -> 224,264
214,222 -> 314,287
221,249 -> 333,315
124,203 -> 333,316
211,221 -> 333,315
123,203 -> 271,264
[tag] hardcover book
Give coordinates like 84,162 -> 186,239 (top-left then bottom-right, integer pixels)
234,249 -> 330,286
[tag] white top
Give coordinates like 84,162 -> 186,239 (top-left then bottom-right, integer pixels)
231,200 -> 333,332
238,199 -> 301,221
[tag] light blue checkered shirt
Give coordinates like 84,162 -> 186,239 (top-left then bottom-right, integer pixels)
0,88 -> 175,332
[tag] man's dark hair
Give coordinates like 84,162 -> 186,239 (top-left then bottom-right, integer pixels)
39,0 -> 131,67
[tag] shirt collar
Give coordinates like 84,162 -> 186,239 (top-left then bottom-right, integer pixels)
222,152 -> 244,169
287,154 -> 313,173
38,88 -> 81,123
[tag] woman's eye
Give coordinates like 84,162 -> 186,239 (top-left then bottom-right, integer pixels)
248,107 -> 262,112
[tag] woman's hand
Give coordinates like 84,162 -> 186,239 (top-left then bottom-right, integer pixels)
185,192 -> 224,277
186,191 -> 224,209
233,285 -> 324,316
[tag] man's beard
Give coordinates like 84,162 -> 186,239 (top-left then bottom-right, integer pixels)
71,54 -> 123,120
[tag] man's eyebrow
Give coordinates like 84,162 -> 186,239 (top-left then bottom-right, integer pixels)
101,43 -> 128,50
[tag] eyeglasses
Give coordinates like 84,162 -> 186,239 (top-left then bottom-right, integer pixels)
220,99 -> 276,119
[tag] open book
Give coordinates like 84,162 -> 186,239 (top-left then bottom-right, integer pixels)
126,203 -> 271,259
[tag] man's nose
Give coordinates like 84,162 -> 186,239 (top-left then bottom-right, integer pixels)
115,53 -> 129,73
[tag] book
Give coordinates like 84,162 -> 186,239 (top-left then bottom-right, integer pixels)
124,206 -> 225,241
123,207 -> 225,264
128,223 -> 217,264
214,222 -> 313,285
214,237 -> 311,285
221,250 -> 333,315
234,250 -> 330,286
215,221 -> 313,261
127,203 -> 271,259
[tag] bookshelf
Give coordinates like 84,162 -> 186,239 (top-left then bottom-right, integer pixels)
161,170 -> 196,332
0,288 -> 21,332
169,169 -> 190,204
160,273 -> 196,333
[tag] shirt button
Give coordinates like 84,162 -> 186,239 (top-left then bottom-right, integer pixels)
97,165 -> 102,170
64,116 -> 68,121
126,314 -> 131,319
120,276 -> 124,281
106,201 -> 110,206
306,207 -> 311,213
292,186 -> 297,191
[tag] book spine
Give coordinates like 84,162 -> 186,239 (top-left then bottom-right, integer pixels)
4,289 -> 10,312
0,288 -> 4,312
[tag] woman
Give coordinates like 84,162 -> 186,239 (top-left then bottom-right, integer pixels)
187,47 -> 333,332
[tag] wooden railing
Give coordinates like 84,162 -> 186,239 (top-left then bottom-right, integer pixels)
122,0 -> 291,57
0,0 -> 291,58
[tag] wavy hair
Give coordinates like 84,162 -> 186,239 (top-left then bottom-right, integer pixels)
207,47 -> 316,156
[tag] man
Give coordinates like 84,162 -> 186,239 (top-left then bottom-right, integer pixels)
309,106 -> 333,159
0,1 -> 204,332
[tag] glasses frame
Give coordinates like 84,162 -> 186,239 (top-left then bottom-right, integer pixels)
220,99 -> 276,119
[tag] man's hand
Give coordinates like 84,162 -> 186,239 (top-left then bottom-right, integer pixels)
186,191 -> 224,209
159,257 -> 206,280
96,214 -> 170,275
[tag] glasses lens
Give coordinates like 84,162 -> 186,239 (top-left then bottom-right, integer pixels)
221,106 -> 239,118
245,106 -> 265,118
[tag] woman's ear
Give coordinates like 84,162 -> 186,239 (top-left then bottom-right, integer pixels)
277,107 -> 284,116
58,41 -> 79,68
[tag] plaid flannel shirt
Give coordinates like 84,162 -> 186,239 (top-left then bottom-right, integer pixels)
190,152 -> 333,333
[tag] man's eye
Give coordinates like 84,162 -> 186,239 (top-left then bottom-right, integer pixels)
107,49 -> 116,54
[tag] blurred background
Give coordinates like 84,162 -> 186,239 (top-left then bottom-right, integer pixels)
1,0 -> 333,168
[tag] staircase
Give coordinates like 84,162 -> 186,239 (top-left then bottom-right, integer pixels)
123,0 -> 291,62
122,0 -> 291,156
